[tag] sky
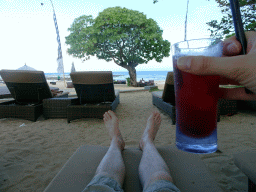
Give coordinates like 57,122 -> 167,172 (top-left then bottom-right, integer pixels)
1,0 -> 223,73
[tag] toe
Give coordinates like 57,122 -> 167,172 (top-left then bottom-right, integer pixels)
155,111 -> 161,119
108,110 -> 116,118
104,112 -> 111,121
157,114 -> 161,121
153,111 -> 159,117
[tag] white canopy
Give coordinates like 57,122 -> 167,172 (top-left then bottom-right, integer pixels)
17,64 -> 37,71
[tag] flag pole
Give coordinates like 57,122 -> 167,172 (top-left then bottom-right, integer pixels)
49,0 -> 66,87
184,0 -> 189,41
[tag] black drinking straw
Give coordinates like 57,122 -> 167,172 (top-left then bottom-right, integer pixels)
229,0 -> 253,94
229,0 -> 247,54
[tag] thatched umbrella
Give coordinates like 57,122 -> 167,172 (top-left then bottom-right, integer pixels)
71,62 -> 76,73
17,63 -> 37,71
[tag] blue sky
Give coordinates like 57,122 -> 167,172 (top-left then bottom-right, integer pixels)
1,0 -> 222,72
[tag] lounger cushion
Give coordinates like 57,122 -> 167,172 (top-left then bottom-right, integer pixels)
70,71 -> 115,104
44,145 -> 222,192
233,150 -> 256,184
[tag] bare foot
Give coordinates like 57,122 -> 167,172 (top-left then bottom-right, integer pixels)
139,111 -> 161,150
103,110 -> 125,150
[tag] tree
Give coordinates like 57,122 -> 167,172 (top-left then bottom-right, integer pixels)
65,7 -> 170,86
207,0 -> 256,39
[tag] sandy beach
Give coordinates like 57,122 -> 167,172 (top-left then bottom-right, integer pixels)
1,80 -> 256,191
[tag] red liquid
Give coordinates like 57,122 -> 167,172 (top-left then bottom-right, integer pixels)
173,57 -> 220,138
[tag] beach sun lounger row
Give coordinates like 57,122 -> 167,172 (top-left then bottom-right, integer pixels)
0,70 -> 236,123
0,70 -> 119,122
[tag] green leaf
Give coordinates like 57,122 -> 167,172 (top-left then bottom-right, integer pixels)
206,0 -> 255,39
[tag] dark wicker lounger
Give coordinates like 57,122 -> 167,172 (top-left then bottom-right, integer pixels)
67,71 -> 120,123
0,85 -> 60,99
152,91 -> 176,124
44,145 -> 222,192
0,86 -> 12,99
0,70 -> 68,121
152,72 -> 176,124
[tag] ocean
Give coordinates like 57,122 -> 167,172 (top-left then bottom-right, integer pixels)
44,71 -> 171,81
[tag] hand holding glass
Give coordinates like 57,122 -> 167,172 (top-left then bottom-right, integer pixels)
172,39 -> 223,154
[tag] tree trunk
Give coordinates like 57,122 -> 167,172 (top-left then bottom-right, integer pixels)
127,66 -> 137,87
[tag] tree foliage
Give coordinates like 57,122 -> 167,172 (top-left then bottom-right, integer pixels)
207,0 -> 256,39
66,7 -> 170,86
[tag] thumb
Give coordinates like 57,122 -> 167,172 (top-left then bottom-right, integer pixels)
176,55 -> 248,78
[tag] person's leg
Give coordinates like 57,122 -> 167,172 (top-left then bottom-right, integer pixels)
138,111 -> 174,190
94,110 -> 125,186
83,110 -> 125,192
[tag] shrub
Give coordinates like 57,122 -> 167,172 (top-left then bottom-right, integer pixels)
126,77 -> 131,86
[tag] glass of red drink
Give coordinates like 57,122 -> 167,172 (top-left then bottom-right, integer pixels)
172,38 -> 223,154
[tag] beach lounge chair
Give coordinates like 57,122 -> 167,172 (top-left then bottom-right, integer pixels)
67,71 -> 120,123
233,151 -> 256,192
66,81 -> 74,88
218,98 -> 237,116
44,145 -> 222,192
152,72 -> 221,124
0,70 -> 68,121
152,72 -> 176,124
0,86 -> 12,99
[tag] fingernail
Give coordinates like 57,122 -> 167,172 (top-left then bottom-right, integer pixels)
177,57 -> 191,70
227,42 -> 239,53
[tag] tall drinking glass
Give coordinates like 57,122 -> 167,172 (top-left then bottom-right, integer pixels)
172,38 -> 223,154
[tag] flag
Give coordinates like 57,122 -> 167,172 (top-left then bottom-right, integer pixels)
53,10 -> 64,74
57,58 -> 64,74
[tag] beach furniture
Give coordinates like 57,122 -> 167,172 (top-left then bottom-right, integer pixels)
43,97 -> 78,119
0,86 -> 60,99
237,100 -> 256,111
152,72 -> 223,124
233,151 -> 256,192
137,79 -> 155,87
44,145 -> 222,192
67,71 -> 120,123
66,81 -> 74,88
152,72 -> 176,125
114,80 -> 126,84
0,86 -> 12,99
218,99 -> 237,116
0,70 -> 68,121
